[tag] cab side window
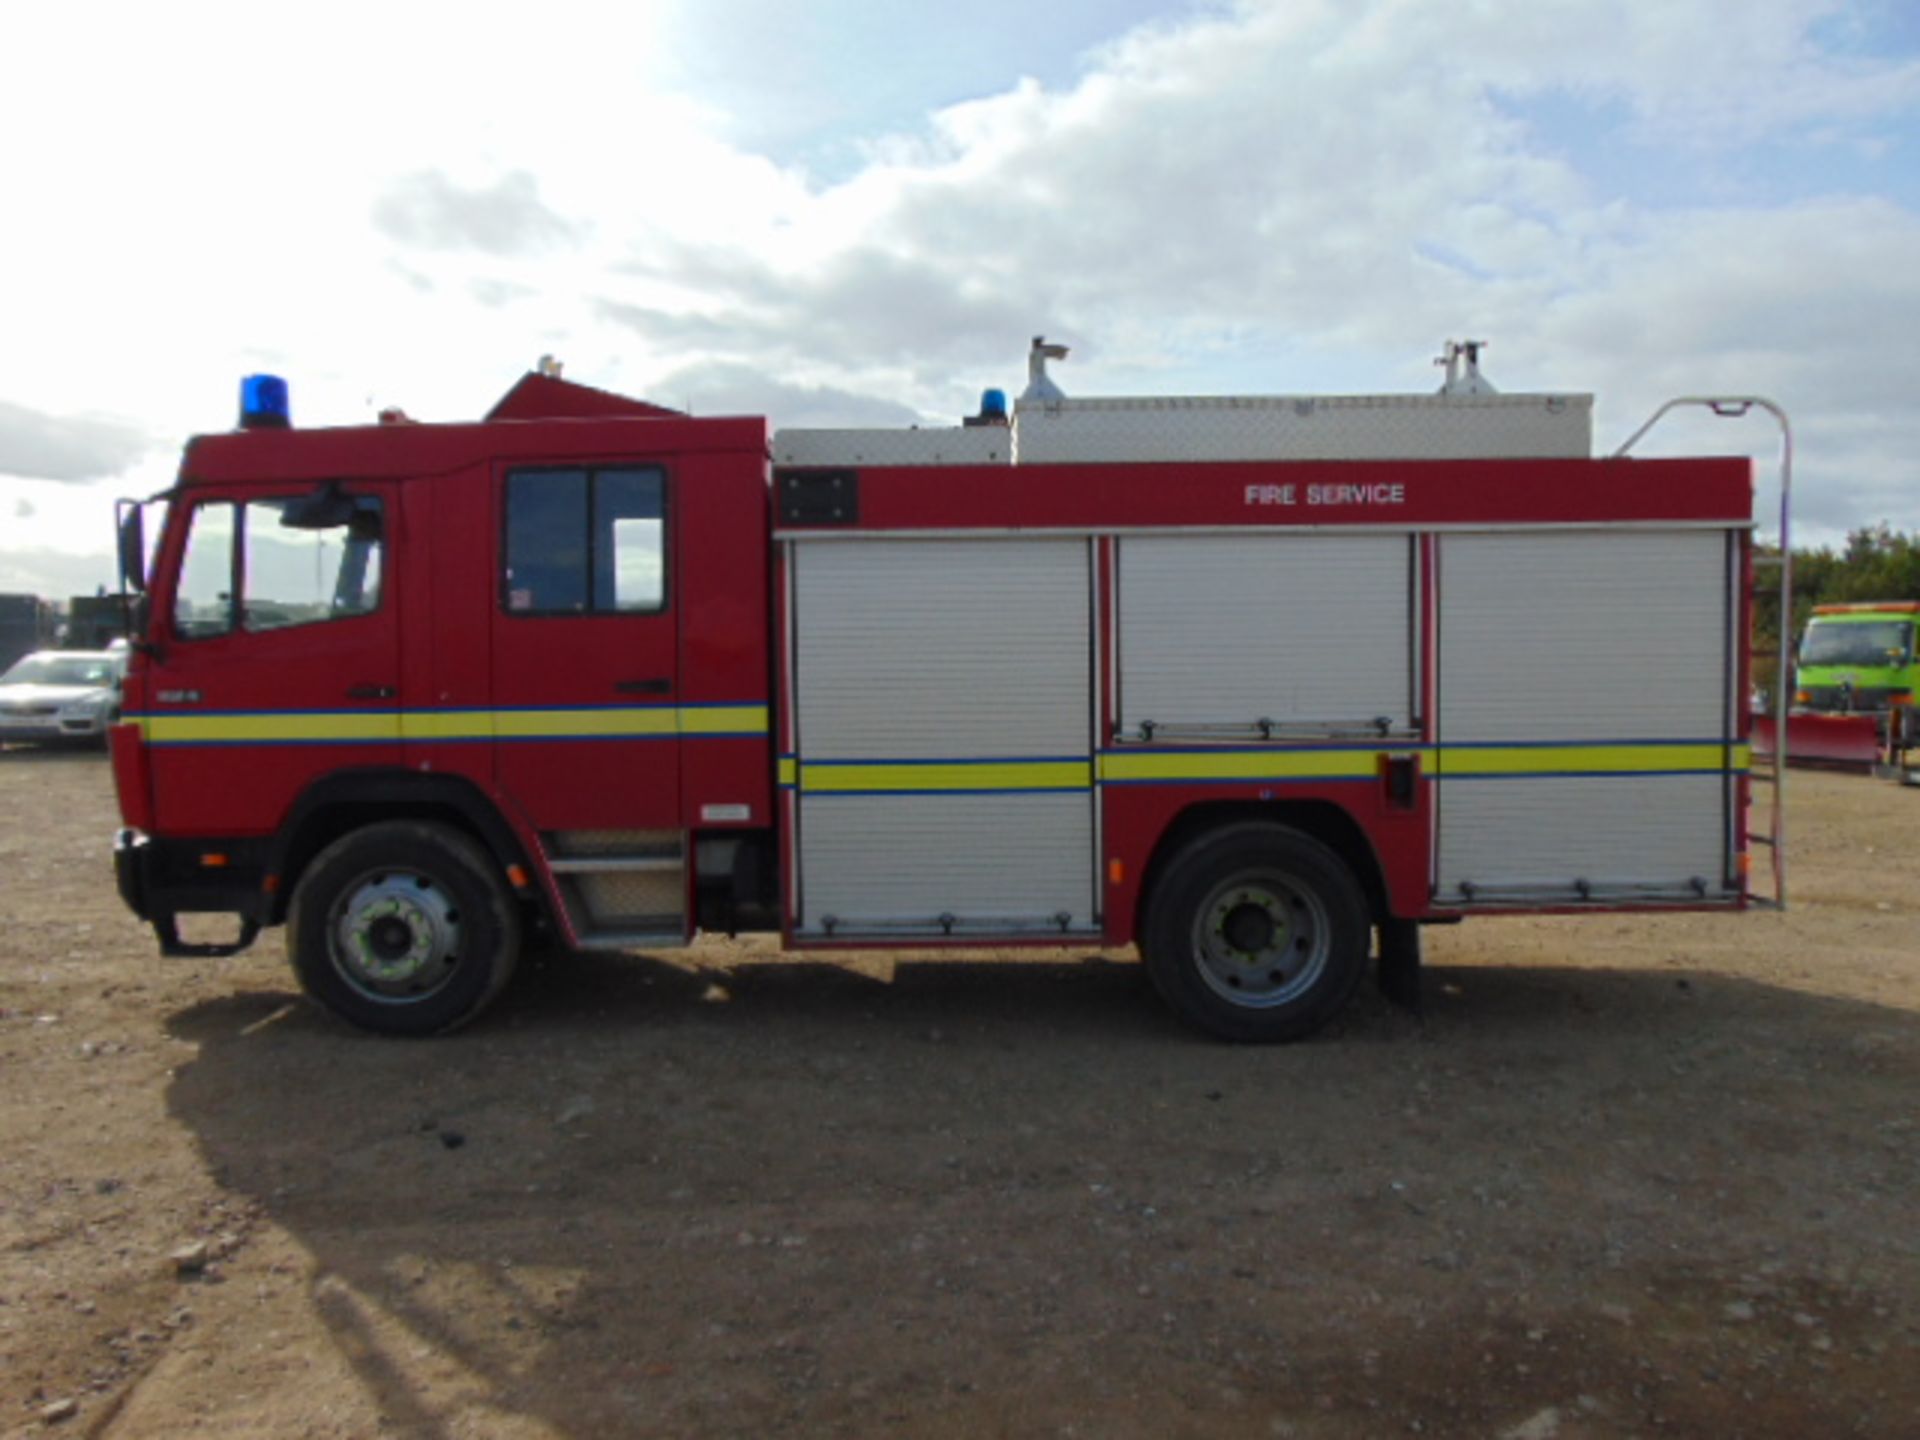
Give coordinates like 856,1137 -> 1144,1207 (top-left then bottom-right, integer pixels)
170,493 -> 384,641
504,467 -> 666,615
173,502 -> 237,639
245,496 -> 384,631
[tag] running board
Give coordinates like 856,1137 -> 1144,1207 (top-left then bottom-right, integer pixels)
542,830 -> 689,949
571,928 -> 689,953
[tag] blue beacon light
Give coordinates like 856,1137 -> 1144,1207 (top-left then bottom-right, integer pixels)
240,373 -> 291,430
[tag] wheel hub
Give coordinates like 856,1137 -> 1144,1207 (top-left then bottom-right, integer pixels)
1192,875 -> 1329,1009
1221,900 -> 1280,955
368,914 -> 416,962
331,871 -> 463,1000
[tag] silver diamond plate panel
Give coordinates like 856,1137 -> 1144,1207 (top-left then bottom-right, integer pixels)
1013,393 -> 1592,464
773,427 -> 1012,467
575,870 -> 685,925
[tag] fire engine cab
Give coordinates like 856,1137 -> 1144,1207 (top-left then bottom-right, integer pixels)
108,342 -> 1789,1041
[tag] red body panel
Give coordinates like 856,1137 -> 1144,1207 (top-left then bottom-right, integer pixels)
143,480 -> 403,837
819,456 -> 1750,533
1097,779 -> 1433,945
675,450 -> 774,832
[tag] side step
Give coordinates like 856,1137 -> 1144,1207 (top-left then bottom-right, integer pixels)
543,830 -> 689,951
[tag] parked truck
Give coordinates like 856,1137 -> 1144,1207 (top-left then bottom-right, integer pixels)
1754,601 -> 1919,771
64,593 -> 133,651
0,593 -> 54,673
107,344 -> 1788,1041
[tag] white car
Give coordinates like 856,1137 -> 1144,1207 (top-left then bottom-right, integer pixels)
0,649 -> 127,746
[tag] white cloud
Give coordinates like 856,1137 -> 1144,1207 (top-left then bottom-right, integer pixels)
1,0 -> 1916,585
0,402 -> 149,484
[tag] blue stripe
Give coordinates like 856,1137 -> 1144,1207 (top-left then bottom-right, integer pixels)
126,699 -> 764,719
802,786 -> 1092,798
1099,775 -> 1378,789
1436,768 -> 1736,781
142,732 -> 773,749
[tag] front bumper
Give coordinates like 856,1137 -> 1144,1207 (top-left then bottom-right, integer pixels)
114,829 -> 264,957
1796,686 -> 1901,714
0,714 -> 108,742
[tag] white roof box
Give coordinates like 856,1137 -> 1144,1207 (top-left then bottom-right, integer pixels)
1011,391 -> 1592,464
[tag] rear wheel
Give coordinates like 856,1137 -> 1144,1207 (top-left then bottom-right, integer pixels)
287,821 -> 520,1035
1142,823 -> 1370,1042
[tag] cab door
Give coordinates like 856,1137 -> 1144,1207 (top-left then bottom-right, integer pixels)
489,463 -> 679,834
146,484 -> 399,835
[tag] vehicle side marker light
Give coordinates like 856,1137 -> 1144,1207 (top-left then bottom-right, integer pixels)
507,863 -> 530,890
1107,858 -> 1124,886
200,853 -> 229,868
261,874 -> 280,894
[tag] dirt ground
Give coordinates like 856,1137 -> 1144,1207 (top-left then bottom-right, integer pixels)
1,750 -> 1915,1439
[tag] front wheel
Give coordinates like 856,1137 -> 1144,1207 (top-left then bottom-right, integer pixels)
287,821 -> 520,1036
1141,823 -> 1370,1042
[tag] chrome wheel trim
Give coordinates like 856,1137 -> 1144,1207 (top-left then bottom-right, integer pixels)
328,868 -> 464,1004
1189,869 -> 1332,1009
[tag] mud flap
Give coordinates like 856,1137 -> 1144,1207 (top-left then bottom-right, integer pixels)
1377,918 -> 1422,1014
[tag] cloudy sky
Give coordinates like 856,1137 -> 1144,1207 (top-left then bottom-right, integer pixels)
3,0 -> 1917,597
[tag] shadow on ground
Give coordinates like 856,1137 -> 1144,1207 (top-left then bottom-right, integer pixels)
166,954 -> 1920,1437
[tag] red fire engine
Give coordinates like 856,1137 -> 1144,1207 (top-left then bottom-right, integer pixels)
108,342 -> 1791,1041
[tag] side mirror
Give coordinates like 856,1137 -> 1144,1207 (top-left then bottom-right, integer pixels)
115,500 -> 146,594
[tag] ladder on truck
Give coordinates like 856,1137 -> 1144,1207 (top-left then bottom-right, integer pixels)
1613,398 -> 1793,909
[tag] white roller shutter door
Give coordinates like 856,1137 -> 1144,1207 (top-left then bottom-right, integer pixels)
1436,529 -> 1736,899
1117,535 -> 1414,736
791,539 -> 1095,936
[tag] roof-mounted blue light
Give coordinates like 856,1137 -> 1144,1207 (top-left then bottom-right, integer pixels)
980,387 -> 1009,420
239,373 -> 291,430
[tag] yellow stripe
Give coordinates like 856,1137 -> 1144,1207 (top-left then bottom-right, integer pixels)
1098,749 -> 1381,783
399,711 -> 496,740
1435,743 -> 1732,777
778,756 -> 798,785
490,707 -> 678,739
142,711 -> 401,743
802,759 -> 1092,793
680,704 -> 770,736
137,705 -> 769,745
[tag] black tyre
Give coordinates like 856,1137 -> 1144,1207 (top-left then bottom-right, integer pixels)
287,821 -> 520,1036
1141,822 -> 1370,1042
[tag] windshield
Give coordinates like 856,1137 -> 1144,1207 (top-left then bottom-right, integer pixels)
0,654 -> 120,687
1801,619 -> 1914,668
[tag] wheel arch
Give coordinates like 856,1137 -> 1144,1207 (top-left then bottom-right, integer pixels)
1133,799 -> 1390,941
267,771 -> 536,926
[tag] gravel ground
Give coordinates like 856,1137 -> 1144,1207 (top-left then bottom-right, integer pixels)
1,747 -> 1916,1438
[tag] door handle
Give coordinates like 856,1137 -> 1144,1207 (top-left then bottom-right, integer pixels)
347,684 -> 397,700
616,677 -> 673,696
